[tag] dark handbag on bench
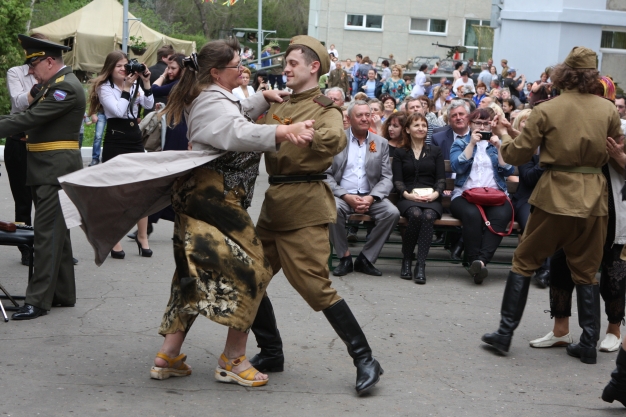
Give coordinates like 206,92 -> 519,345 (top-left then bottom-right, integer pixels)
461,187 -> 514,237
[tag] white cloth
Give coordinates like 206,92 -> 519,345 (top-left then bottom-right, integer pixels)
342,129 -> 371,194
6,64 -> 36,113
453,78 -> 475,93
381,67 -> 391,82
232,85 -> 255,101
328,48 -> 339,59
411,71 -> 426,97
609,163 -> 626,244
478,70 -> 492,91
98,82 -> 154,119
459,141 -> 498,193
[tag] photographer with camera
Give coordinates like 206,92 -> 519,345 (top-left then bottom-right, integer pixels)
449,108 -> 515,284
88,51 -> 154,260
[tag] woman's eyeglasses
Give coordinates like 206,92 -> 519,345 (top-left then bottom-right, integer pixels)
220,62 -> 243,70
471,120 -> 492,128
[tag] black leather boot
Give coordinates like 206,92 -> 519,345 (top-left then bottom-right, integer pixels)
602,346 -> 626,406
323,299 -> 384,396
249,296 -> 284,372
400,258 -> 412,280
413,262 -> 426,285
566,285 -> 600,364
481,272 -> 531,353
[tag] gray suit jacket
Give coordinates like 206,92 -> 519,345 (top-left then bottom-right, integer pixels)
325,128 -> 393,200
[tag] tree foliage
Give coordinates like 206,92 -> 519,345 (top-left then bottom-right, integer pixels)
0,0 -> 31,115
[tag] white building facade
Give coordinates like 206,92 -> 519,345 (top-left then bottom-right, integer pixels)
491,0 -> 626,84
308,0 -> 493,65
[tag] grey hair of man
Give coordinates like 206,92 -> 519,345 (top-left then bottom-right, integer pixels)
325,86 -> 345,101
446,99 -> 471,118
347,99 -> 372,117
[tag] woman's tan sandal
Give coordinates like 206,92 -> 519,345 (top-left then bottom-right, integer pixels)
150,352 -> 192,380
214,354 -> 268,387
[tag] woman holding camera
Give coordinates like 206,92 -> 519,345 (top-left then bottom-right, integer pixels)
392,113 -> 445,284
449,108 -> 515,284
88,51 -> 154,259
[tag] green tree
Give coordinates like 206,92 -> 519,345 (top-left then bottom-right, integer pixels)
0,0 -> 31,115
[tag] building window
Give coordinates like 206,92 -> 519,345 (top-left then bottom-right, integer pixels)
602,31 -> 626,49
463,19 -> 493,62
345,14 -> 383,31
409,18 -> 447,35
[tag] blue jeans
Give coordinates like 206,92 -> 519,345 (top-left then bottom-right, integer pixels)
352,80 -> 360,97
92,113 -> 106,161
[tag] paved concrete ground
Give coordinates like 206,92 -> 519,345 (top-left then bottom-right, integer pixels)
0,160 -> 624,417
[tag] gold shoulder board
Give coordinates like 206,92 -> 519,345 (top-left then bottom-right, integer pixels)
55,75 -> 65,83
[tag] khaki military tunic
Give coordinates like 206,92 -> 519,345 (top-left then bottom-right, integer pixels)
0,66 -> 84,309
501,89 -> 622,283
256,86 -> 347,311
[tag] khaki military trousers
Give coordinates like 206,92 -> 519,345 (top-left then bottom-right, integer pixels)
257,224 -> 342,311
512,207 -> 607,285
26,184 -> 76,310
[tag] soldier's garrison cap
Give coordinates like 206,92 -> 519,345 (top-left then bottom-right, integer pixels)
564,46 -> 597,69
288,35 -> 330,74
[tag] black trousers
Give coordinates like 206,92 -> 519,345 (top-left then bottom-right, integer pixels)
268,74 -> 284,90
4,137 -> 32,224
450,196 -> 513,265
550,244 -> 625,323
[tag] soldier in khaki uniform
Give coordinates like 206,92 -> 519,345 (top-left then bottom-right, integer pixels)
0,35 -> 84,319
248,36 -> 384,396
482,47 -> 623,362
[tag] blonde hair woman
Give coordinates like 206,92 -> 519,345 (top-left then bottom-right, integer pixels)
382,64 -> 406,103
232,67 -> 255,100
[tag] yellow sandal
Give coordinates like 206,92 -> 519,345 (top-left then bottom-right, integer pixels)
150,352 -> 192,380
214,354 -> 268,387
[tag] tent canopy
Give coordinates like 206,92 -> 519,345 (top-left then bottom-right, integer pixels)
32,0 -> 196,73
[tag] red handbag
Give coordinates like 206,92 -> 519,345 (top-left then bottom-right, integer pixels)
461,187 -> 515,236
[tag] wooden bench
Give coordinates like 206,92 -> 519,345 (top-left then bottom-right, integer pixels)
329,160 -> 520,268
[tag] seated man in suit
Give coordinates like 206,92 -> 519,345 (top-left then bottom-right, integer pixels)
326,100 -> 400,276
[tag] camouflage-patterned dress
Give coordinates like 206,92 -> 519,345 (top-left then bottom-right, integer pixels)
158,151 -> 272,333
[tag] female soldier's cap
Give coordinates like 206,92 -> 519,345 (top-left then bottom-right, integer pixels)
563,46 -> 597,69
18,34 -> 71,65
288,35 -> 330,74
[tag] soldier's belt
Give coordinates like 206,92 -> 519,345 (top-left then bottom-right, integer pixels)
548,165 -> 601,174
268,174 -> 326,184
26,141 -> 79,152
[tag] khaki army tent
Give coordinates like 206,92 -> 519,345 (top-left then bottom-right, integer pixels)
31,0 -> 196,73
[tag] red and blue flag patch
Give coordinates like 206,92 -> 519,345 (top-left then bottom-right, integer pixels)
53,90 -> 67,101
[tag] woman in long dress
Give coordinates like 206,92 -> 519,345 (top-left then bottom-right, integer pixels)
150,39 -> 315,387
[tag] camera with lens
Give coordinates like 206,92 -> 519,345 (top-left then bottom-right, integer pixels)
124,58 -> 146,75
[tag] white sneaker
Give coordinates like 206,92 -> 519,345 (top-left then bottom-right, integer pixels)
529,331 -> 573,348
600,333 -> 622,352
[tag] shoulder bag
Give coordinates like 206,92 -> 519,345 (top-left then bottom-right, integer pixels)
461,187 -> 515,236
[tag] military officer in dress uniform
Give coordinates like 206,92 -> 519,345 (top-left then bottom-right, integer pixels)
481,47 -> 623,361
247,36 -> 384,396
0,35 -> 84,320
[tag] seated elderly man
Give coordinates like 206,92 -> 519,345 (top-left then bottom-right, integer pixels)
325,100 -> 400,276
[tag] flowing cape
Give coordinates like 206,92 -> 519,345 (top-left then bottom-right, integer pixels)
58,150 -> 223,266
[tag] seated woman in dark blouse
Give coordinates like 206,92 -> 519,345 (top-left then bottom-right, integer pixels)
392,112 -> 445,284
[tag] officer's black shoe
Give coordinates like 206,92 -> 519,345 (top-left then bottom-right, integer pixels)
534,269 -> 550,288
11,304 -> 48,320
333,256 -> 353,276
481,272 -> 531,353
566,284 -> 600,364
354,253 -> 382,276
602,346 -> 626,406
346,226 -> 359,242
73,257 -> 79,265
19,247 -> 31,266
249,296 -> 284,372
323,299 -> 384,396
432,232 -> 445,246
127,223 -> 154,240
88,159 -> 100,167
